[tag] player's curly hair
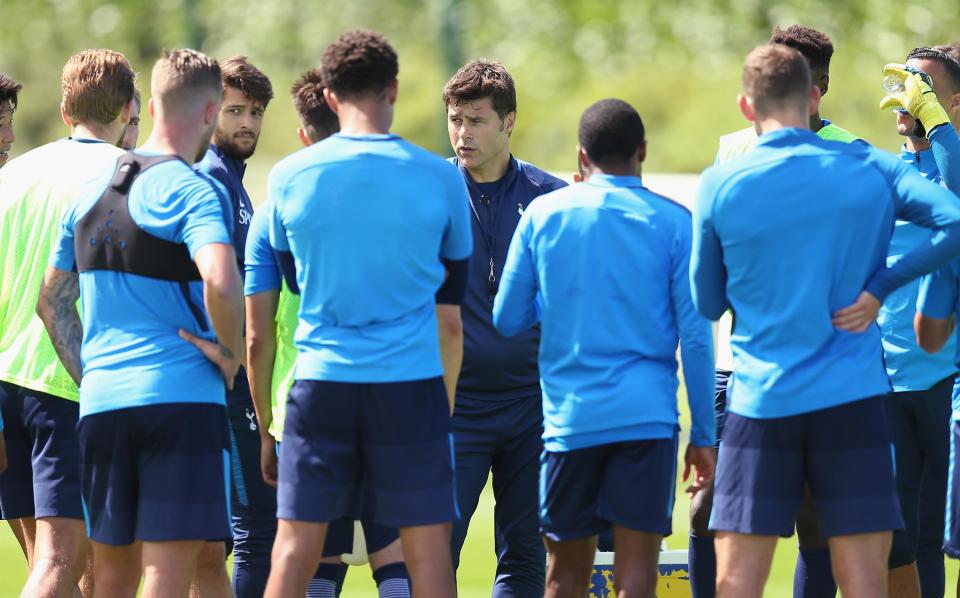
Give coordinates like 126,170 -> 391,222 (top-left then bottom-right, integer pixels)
0,73 -> 22,112
578,98 -> 645,167
907,45 -> 960,93
221,56 -> 273,107
320,30 -> 398,99
290,69 -> 339,137
769,25 -> 834,73
442,59 -> 517,120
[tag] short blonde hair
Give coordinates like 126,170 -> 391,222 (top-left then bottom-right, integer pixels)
151,49 -> 222,109
61,49 -> 136,125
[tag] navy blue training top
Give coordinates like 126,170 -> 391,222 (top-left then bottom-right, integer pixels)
452,156 -> 567,400
196,144 -> 254,272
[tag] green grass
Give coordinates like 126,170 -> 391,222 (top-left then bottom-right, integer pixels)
0,389 -> 957,596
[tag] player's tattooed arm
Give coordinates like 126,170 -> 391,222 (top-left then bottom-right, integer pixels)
37,266 -> 83,385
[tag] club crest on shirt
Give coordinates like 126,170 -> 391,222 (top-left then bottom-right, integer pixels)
245,408 -> 257,431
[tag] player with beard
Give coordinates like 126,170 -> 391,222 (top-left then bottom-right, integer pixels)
38,48 -> 241,597
194,54 -> 275,598
121,89 -> 141,151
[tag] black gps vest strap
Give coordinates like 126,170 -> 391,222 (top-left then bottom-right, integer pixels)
75,153 -> 202,282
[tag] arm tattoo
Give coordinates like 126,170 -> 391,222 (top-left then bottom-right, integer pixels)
44,271 -> 83,385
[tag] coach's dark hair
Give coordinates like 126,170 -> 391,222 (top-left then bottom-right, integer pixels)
0,73 -> 22,111
320,30 -> 398,99
290,69 -> 339,137
907,45 -> 960,94
221,55 -> 274,107
442,59 -> 517,120
578,99 -> 645,167
743,45 -> 811,117
769,25 -> 834,73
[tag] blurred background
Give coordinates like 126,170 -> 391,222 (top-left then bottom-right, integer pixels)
3,0 -> 960,194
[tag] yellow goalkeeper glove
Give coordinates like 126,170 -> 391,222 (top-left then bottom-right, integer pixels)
880,63 -> 950,135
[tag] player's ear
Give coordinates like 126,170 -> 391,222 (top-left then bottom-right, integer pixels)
60,102 -> 72,128
636,140 -> 647,165
577,146 -> 591,174
504,111 -> 516,137
297,127 -> 312,147
148,97 -> 156,118
387,79 -> 399,105
205,101 -> 220,126
323,88 -> 339,115
808,84 -> 822,117
738,94 -> 755,122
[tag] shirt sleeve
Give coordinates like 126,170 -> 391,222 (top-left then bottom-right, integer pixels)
929,124 -> 960,195
690,170 -> 729,320
50,205 -> 78,271
440,166 -> 473,261
671,219 -> 716,448
917,264 -> 959,319
492,209 -> 540,336
864,153 -> 960,301
245,206 -> 282,296
177,177 -> 233,258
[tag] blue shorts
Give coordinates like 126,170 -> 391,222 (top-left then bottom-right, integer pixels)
539,433 -> 679,541
711,396 -> 903,538
77,403 -> 232,545
714,369 -> 732,447
277,378 -> 457,528
0,381 -> 83,520
944,420 -> 960,558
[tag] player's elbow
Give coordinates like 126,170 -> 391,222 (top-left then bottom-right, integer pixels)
915,314 -> 950,354
436,305 -> 463,341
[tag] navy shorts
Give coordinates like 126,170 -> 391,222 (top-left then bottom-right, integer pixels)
323,516 -> 400,557
539,432 -> 679,541
944,420 -> 960,558
714,369 -> 732,447
711,396 -> 903,538
277,378 -> 457,528
885,375 -> 952,567
77,403 -> 232,545
0,381 -> 83,520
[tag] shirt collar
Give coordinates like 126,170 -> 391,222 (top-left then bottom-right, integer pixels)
211,143 -> 247,180
586,174 -> 644,189
755,127 -> 820,148
456,155 -> 521,197
334,132 -> 401,142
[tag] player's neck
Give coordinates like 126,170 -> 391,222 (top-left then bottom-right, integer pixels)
141,125 -> 203,164
71,121 -> 122,147
466,149 -> 511,183
905,137 -> 932,152
809,112 -> 824,133
756,112 -> 810,135
336,102 -> 392,136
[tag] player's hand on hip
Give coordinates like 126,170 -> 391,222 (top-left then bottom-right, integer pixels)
831,291 -> 881,333
260,434 -> 278,488
683,444 -> 716,495
178,329 -> 242,390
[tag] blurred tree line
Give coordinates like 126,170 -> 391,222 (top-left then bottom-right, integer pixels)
1,0 -> 959,190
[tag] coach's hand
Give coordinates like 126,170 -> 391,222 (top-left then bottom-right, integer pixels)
260,434 -> 278,488
880,63 -> 950,135
832,291 -> 881,333
0,432 -> 6,475
683,445 -> 716,495
179,329 -> 242,390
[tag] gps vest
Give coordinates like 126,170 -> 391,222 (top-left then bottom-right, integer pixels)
75,153 -> 201,282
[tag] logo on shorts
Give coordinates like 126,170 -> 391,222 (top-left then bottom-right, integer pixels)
245,409 -> 257,431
